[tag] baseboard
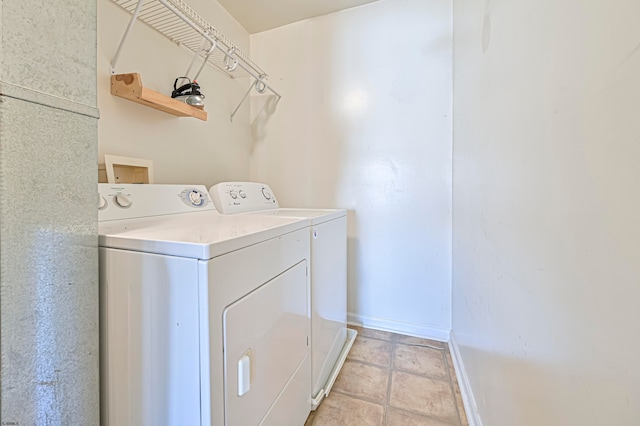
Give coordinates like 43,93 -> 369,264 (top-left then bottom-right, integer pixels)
347,312 -> 451,342
448,333 -> 483,426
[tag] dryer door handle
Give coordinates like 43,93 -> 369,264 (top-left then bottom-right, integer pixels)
238,353 -> 251,396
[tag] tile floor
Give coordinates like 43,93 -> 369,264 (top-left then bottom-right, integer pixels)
305,327 -> 469,426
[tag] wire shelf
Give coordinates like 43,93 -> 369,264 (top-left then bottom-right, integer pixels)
111,0 -> 268,81
109,0 -> 280,121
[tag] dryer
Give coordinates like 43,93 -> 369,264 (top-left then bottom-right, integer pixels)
209,182 -> 357,410
98,184 -> 311,426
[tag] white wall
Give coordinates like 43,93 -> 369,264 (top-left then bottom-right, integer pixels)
250,0 -> 453,339
452,0 -> 640,424
97,0 -> 253,186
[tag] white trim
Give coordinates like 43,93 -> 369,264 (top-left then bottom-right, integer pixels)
448,332 -> 483,426
347,312 -> 451,342
311,328 -> 358,411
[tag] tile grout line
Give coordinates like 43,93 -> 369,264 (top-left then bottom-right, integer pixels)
330,383 -> 391,407
383,341 -> 397,425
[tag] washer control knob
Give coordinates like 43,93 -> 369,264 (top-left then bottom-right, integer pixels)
230,190 -> 238,199
114,193 -> 132,208
262,188 -> 272,200
239,190 -> 246,199
98,194 -> 107,210
189,190 -> 203,206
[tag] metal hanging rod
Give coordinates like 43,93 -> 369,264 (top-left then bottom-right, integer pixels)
109,0 -> 280,118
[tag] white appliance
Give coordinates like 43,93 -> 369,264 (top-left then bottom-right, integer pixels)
209,182 -> 357,410
98,184 -> 312,426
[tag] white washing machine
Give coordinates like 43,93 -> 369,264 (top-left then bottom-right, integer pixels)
209,182 -> 357,410
98,184 -> 312,426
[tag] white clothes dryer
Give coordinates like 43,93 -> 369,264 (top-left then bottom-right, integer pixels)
209,182 -> 357,410
98,184 -> 311,426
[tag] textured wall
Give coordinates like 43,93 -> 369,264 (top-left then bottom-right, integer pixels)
250,0 -> 453,340
452,0 -> 640,424
1,1 -> 97,106
1,0 -> 99,424
0,98 -> 99,424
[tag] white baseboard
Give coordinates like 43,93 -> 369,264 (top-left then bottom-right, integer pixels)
347,312 -> 451,342
448,333 -> 482,426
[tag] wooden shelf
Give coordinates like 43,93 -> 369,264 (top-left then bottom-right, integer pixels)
111,73 -> 207,121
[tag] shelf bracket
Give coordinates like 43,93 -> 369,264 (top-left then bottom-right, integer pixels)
184,38 -> 217,82
230,77 -> 280,122
230,80 -> 256,122
110,0 -> 145,75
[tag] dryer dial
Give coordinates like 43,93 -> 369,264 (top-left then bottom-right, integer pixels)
189,190 -> 204,206
178,188 -> 209,208
114,193 -> 132,208
261,188 -> 272,200
98,194 -> 107,210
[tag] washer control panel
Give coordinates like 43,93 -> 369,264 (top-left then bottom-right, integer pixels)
98,184 -> 213,221
209,182 -> 279,214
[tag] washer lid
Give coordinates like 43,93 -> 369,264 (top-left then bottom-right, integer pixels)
99,210 -> 308,259
246,208 -> 346,225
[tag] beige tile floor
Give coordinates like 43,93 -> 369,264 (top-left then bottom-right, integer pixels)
305,327 -> 469,426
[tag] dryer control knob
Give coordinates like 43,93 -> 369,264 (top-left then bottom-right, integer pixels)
98,194 -> 107,210
230,190 -> 238,200
239,190 -> 246,198
114,193 -> 132,208
262,188 -> 272,200
189,190 -> 203,205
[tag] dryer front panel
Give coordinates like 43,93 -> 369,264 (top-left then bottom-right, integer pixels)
200,227 -> 311,426
99,248 -> 201,426
223,261 -> 310,426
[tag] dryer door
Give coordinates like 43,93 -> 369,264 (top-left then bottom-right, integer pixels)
223,260 -> 310,425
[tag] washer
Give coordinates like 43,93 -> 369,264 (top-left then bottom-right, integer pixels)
209,182 -> 357,410
98,184 -> 311,426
